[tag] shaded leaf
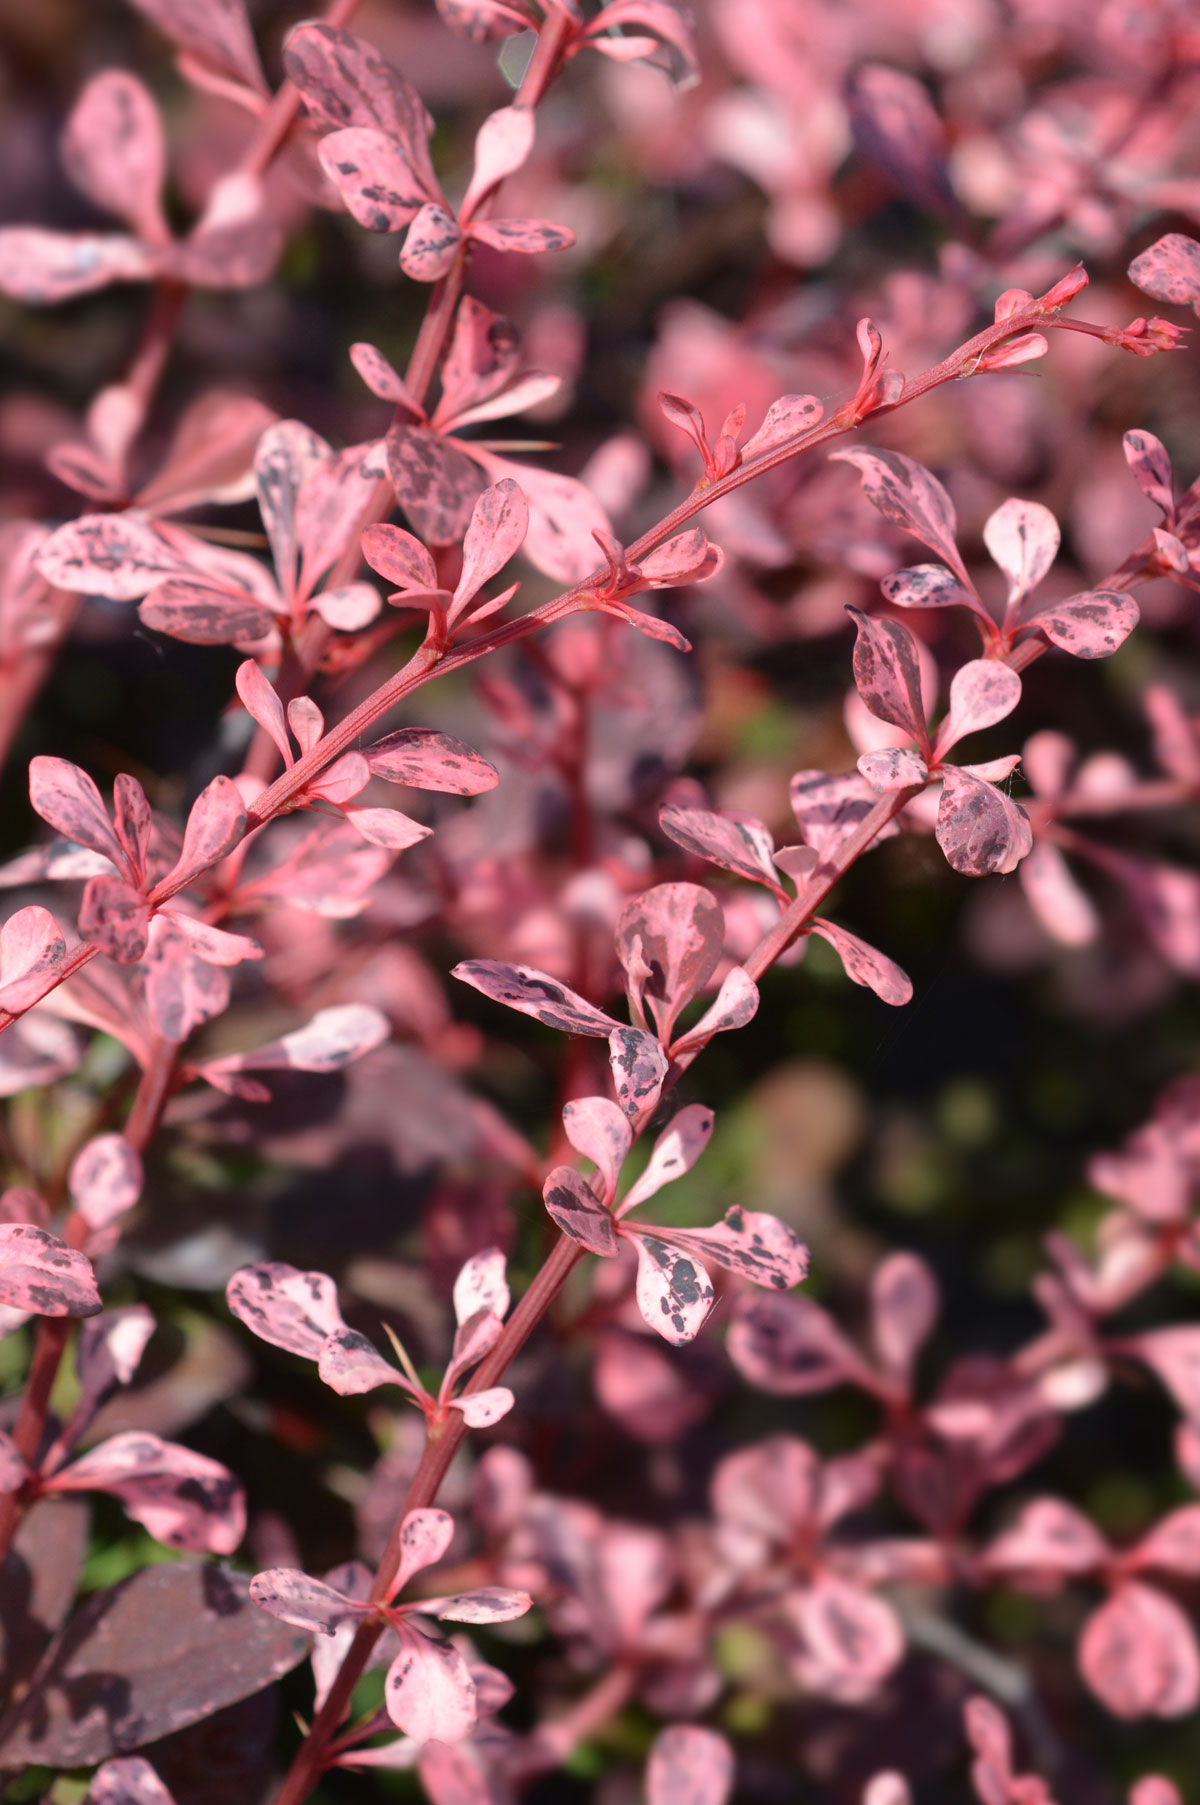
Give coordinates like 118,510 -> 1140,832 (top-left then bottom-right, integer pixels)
846,607 -> 928,746
858,746 -> 929,792
225,1262 -> 344,1360
249,1569 -> 369,1636
632,1235 -> 716,1346
388,426 -> 484,544
833,446 -> 966,580
0,1224 -> 101,1317
659,803 -> 779,892
452,959 -> 618,1036
810,918 -> 912,1005
47,1432 -> 244,1553
608,1026 -> 669,1119
78,876 -> 151,965
317,127 -> 429,230
935,768 -> 1032,877
542,1166 -> 619,1256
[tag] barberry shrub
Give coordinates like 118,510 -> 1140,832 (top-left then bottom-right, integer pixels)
0,1 -> 1198,1802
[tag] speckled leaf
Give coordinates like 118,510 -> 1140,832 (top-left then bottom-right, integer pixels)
470,218 -> 575,254
439,296 -> 520,422
162,910 -> 262,967
1022,589 -> 1139,659
46,1432 -> 244,1554
388,426 -> 485,544
483,456 -> 612,584
0,1224 -> 101,1317
846,607 -> 929,747
787,1573 -> 904,1691
562,1097 -> 631,1204
141,916 -> 231,1042
69,1134 -> 142,1230
984,1497 -> 1108,1578
608,1026 -> 669,1119
254,420 -> 326,600
741,394 -> 824,461
60,72 -> 168,242
249,1568 -> 370,1636
366,728 -> 498,795
789,768 -> 899,858
857,746 -> 929,792
385,1623 -> 476,1742
400,204 -> 463,282
810,918 -> 912,1005
138,582 -> 276,646
37,514 -> 193,602
452,479 -> 528,618
127,0 -> 267,94
982,498 -> 1059,607
361,522 -> 440,594
172,775 -> 247,882
310,582 -> 381,630
318,1326 -> 405,1396
615,882 -> 723,1040
670,966 -> 759,1055
87,1755 -> 177,1805
453,1248 -> 509,1327
668,1206 -> 808,1292
938,660 -> 1021,755
631,1234 -> 716,1346
295,440 -> 387,598
726,1290 -> 868,1395
646,1724 -> 735,1805
0,1560 -> 307,1769
225,1261 -> 344,1359
1123,430 -> 1174,518
0,229 -> 151,305
318,127 -> 429,230
283,24 -> 436,193
833,446 -> 966,582
452,958 -> 619,1036
29,756 -> 125,872
449,1386 -> 514,1428
349,341 -> 421,410
542,1166 -> 619,1256
659,803 -> 779,892
392,1508 -> 455,1598
78,875 -> 151,965
880,563 -> 974,612
1127,234 -> 1200,313
935,767 -> 1032,877
0,905 -> 67,1013
620,1105 -> 714,1214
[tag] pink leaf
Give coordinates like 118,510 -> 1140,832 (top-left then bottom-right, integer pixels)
1079,1581 -> 1200,1718
469,218 -> 575,255
452,479 -> 528,618
846,62 -> 956,216
608,1025 -> 669,1119
646,1724 -> 735,1805
639,528 -> 722,588
78,875 -> 151,965
667,1205 -> 809,1292
366,729 -> 498,795
171,775 -> 248,882
0,228 -> 151,304
29,756 -> 126,872
670,966 -> 759,1056
112,775 -> 152,887
1129,1506 -> 1200,1578
225,1261 -> 345,1358
1018,841 -> 1099,947
615,882 -> 724,1041
790,769 -> 901,860
983,498 -> 1060,608
235,660 -> 291,764
88,1756 -> 178,1805
862,1777 -> 912,1805
1134,1326 -> 1200,1417
0,1223 -> 101,1317
937,660 -> 1022,755
584,0 -> 700,85
846,608 -> 929,748
318,1326 -> 404,1396
361,522 -> 441,594
935,768 -> 1032,877
128,0 -> 267,94
142,916 -> 231,1041
871,1252 -> 938,1383
38,514 -> 195,602
880,564 -> 976,612
727,1291 -> 867,1395
741,394 -> 824,460
310,583 -> 381,630
137,390 -> 277,514
343,805 -> 430,851
393,1506 -> 456,1597
222,1004 -> 391,1078
1123,430 -> 1174,519
787,1573 -> 905,1694
449,1386 -> 514,1427
1130,1783 -> 1184,1805
309,749 -> 370,806
388,426 -> 485,545
283,24 -> 436,193
73,1305 -> 155,1428
249,1567 -> 370,1635
452,959 -> 619,1037
833,446 -> 966,582
438,296 -> 521,423
810,918 -> 912,1006
401,204 -> 463,282
1127,234 -> 1200,313
442,369 -> 562,431
60,71 -> 168,242
317,127 -> 430,230
858,747 -> 929,792
350,341 -> 422,410
984,1498 -> 1109,1578
69,1132 -> 142,1229
138,582 -> 277,646
385,1623 -> 477,1742
620,1105 -> 714,1213
542,1166 -> 620,1256
470,451 -> 612,584
659,803 -> 780,893
453,1248 -> 510,1327
295,441 -> 388,598
49,1430 -> 244,1552
0,905 -> 67,1012
162,911 -> 263,966
423,1586 -> 530,1627
562,1097 -> 632,1203
462,106 -> 535,219
632,1233 -> 716,1345
254,419 -> 326,598
1022,590 -> 1139,659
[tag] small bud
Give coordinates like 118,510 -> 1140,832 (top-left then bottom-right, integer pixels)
1034,263 -> 1089,311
